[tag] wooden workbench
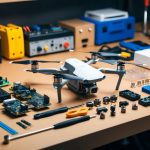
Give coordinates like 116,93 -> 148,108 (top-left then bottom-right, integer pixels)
0,33 -> 150,150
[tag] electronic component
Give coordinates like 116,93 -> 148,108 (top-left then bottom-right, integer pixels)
4,115 -> 96,144
83,8 -> 135,45
93,99 -> 101,106
110,105 -> 116,116
119,90 -> 141,101
121,106 -> 126,113
23,24 -> 74,57
139,96 -> 150,107
86,101 -> 94,108
142,85 -> 150,94
134,49 -> 150,69
132,103 -> 138,110
0,88 -> 11,102
85,8 -> 128,21
100,112 -> 105,119
0,24 -> 24,59
0,121 -> 18,135
110,95 -> 117,103
0,76 -> 10,87
3,98 -> 28,117
103,96 -> 110,105
119,101 -> 129,107
11,83 -> 50,110
59,19 -> 94,49
16,122 -> 27,129
120,41 -> 150,52
21,119 -> 31,126
96,107 -> 108,114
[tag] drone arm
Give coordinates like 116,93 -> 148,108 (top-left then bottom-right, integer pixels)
99,68 -> 126,90
86,59 -> 99,65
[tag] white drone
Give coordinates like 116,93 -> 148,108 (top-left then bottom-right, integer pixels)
11,51 -> 133,103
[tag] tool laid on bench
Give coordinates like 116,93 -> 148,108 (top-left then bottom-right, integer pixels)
34,104 -> 84,119
0,121 -> 18,135
3,115 -> 96,144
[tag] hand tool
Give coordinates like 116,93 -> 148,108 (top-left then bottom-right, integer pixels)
66,107 -> 89,118
144,0 -> 150,35
34,104 -> 84,119
3,115 -> 96,144
0,121 -> 18,135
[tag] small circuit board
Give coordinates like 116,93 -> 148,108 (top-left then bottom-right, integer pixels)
119,90 -> 141,101
11,83 -> 50,110
139,96 -> 150,107
0,88 -> 11,102
0,76 -> 10,87
3,98 -> 28,117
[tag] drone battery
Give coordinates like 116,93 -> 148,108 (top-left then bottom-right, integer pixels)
23,25 -> 74,57
82,8 -> 135,45
59,19 -> 95,50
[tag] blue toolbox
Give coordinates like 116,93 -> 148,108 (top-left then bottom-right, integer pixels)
82,16 -> 135,45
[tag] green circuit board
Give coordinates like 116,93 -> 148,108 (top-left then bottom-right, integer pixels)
0,76 -> 10,87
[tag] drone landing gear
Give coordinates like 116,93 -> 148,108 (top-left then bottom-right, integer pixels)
99,61 -> 126,90
54,76 -> 68,103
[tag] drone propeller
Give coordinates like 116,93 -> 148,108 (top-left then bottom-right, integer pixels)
25,69 -> 84,81
25,68 -> 68,75
10,60 -> 61,65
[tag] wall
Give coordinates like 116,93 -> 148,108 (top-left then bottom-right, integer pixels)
0,0 -> 146,25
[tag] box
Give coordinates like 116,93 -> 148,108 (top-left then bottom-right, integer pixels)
134,49 -> 150,69
59,19 -> 95,49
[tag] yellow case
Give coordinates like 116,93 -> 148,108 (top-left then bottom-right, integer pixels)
0,24 -> 24,60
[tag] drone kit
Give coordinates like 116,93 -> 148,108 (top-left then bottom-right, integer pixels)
82,8 -> 135,45
23,24 -> 74,57
10,82 -> 50,110
59,19 -> 95,49
0,24 -> 24,60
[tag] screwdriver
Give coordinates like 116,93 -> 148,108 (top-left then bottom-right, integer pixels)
4,115 -> 96,144
34,104 -> 84,119
144,0 -> 150,35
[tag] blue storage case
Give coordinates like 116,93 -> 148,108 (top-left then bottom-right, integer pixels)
82,16 -> 135,45
142,85 -> 150,94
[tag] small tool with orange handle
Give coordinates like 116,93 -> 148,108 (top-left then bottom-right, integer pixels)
66,107 -> 89,118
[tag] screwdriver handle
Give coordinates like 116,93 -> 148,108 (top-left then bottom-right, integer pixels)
145,0 -> 150,7
54,115 -> 91,129
34,107 -> 68,119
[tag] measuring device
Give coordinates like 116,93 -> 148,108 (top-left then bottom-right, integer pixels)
3,115 -> 96,144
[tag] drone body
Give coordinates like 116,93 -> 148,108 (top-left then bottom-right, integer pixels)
61,58 -> 105,95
